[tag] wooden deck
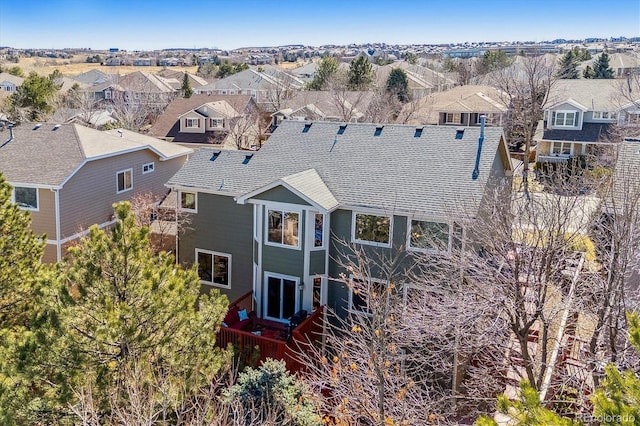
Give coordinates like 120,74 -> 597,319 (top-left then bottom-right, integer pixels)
217,291 -> 325,373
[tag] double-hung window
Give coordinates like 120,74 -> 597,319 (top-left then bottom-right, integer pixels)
352,212 -> 392,247
408,220 -> 450,252
185,118 -> 200,128
116,169 -> 133,193
267,209 -> 300,248
13,187 -> 38,210
196,249 -> 231,288
179,191 -> 197,212
552,142 -> 572,156
553,111 -> 576,127
349,276 -> 388,315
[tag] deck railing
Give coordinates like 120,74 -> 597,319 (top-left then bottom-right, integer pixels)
217,291 -> 325,373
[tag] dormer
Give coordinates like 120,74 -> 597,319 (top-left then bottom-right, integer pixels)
546,99 -> 588,131
178,110 -> 206,133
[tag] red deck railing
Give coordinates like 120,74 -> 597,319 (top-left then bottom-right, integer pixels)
217,291 -> 325,373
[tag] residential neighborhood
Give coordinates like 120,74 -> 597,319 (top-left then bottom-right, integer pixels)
1,1 -> 640,423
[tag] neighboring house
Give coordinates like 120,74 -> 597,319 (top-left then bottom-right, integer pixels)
268,90 -> 375,133
377,64 -> 434,99
195,66 -> 304,109
533,79 -> 639,165
147,94 -> 258,146
72,69 -> 114,86
156,69 -> 209,89
166,120 -> 512,322
88,71 -> 177,107
0,122 -> 192,262
405,85 -> 508,127
0,72 -> 24,93
604,52 -> 640,78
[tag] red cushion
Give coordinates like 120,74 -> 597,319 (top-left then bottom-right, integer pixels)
230,318 -> 251,330
224,307 -> 239,326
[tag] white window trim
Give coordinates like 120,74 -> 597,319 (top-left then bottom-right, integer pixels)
406,218 -> 452,254
593,111 -> 618,121
178,190 -> 197,213
12,186 -> 39,212
142,162 -> 155,174
552,110 -> 577,127
263,271 -> 300,322
551,142 -> 573,156
445,112 -> 462,124
116,168 -> 133,194
311,212 -> 326,250
185,118 -> 199,128
348,274 -> 389,316
210,118 -> 224,128
264,208 -> 302,250
351,211 -> 393,248
195,248 -> 232,289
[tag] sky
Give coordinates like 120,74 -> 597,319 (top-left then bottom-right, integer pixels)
0,0 -> 638,51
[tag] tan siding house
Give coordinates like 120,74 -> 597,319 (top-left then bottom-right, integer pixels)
0,123 -> 192,262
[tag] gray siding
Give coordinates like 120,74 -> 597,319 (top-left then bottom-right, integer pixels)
309,250 -> 325,275
254,186 -> 311,206
179,193 -> 254,303
60,151 -> 186,238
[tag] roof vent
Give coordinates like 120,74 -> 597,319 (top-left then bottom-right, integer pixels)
374,126 -> 384,136
52,124 -> 61,131
337,124 -> 347,135
455,128 -> 464,139
302,122 -> 312,133
33,123 -> 42,130
242,153 -> 254,164
414,127 -> 424,138
210,150 -> 221,161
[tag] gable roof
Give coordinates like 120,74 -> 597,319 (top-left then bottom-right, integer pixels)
547,80 -> 626,111
168,121 -> 510,217
148,94 -> 254,139
237,168 -> 339,213
0,123 -> 191,188
0,72 -> 25,86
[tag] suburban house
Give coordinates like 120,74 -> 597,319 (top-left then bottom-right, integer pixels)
166,120 -> 512,364
405,85 -> 508,127
0,72 -> 24,93
0,122 -> 192,263
377,64 -> 436,99
533,79 -> 639,165
195,66 -> 305,109
88,71 -> 177,107
72,69 -> 115,86
268,90 -> 375,133
147,94 -> 259,147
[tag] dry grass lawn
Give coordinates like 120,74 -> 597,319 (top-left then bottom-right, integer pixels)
5,56 -> 198,77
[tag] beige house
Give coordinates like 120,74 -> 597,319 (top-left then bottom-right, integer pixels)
0,122 -> 192,262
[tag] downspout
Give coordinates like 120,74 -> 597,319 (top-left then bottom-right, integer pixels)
472,115 -> 486,180
54,188 -> 61,261
175,189 -> 179,264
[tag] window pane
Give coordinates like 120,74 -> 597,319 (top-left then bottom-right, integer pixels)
314,214 -> 324,247
283,212 -> 299,246
410,220 -> 449,250
14,187 -> 37,209
118,170 -> 132,192
566,112 -> 575,126
181,192 -> 196,210
313,277 -> 322,307
213,255 -> 229,286
355,214 -> 390,244
197,251 -> 212,282
555,112 -> 565,125
268,210 -> 283,244
282,279 -> 296,319
267,277 -> 281,318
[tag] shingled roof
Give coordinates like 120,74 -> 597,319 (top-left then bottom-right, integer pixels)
168,121 -> 510,217
0,123 -> 191,188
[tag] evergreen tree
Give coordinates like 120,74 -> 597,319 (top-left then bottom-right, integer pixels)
386,67 -> 410,103
477,49 -> 512,74
476,381 -> 579,425
591,312 -> 640,424
583,65 -> 595,79
592,51 -> 614,79
347,55 -> 374,90
180,73 -> 193,98
53,202 -> 229,419
5,71 -> 59,122
556,50 -> 579,79
307,56 -> 338,90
